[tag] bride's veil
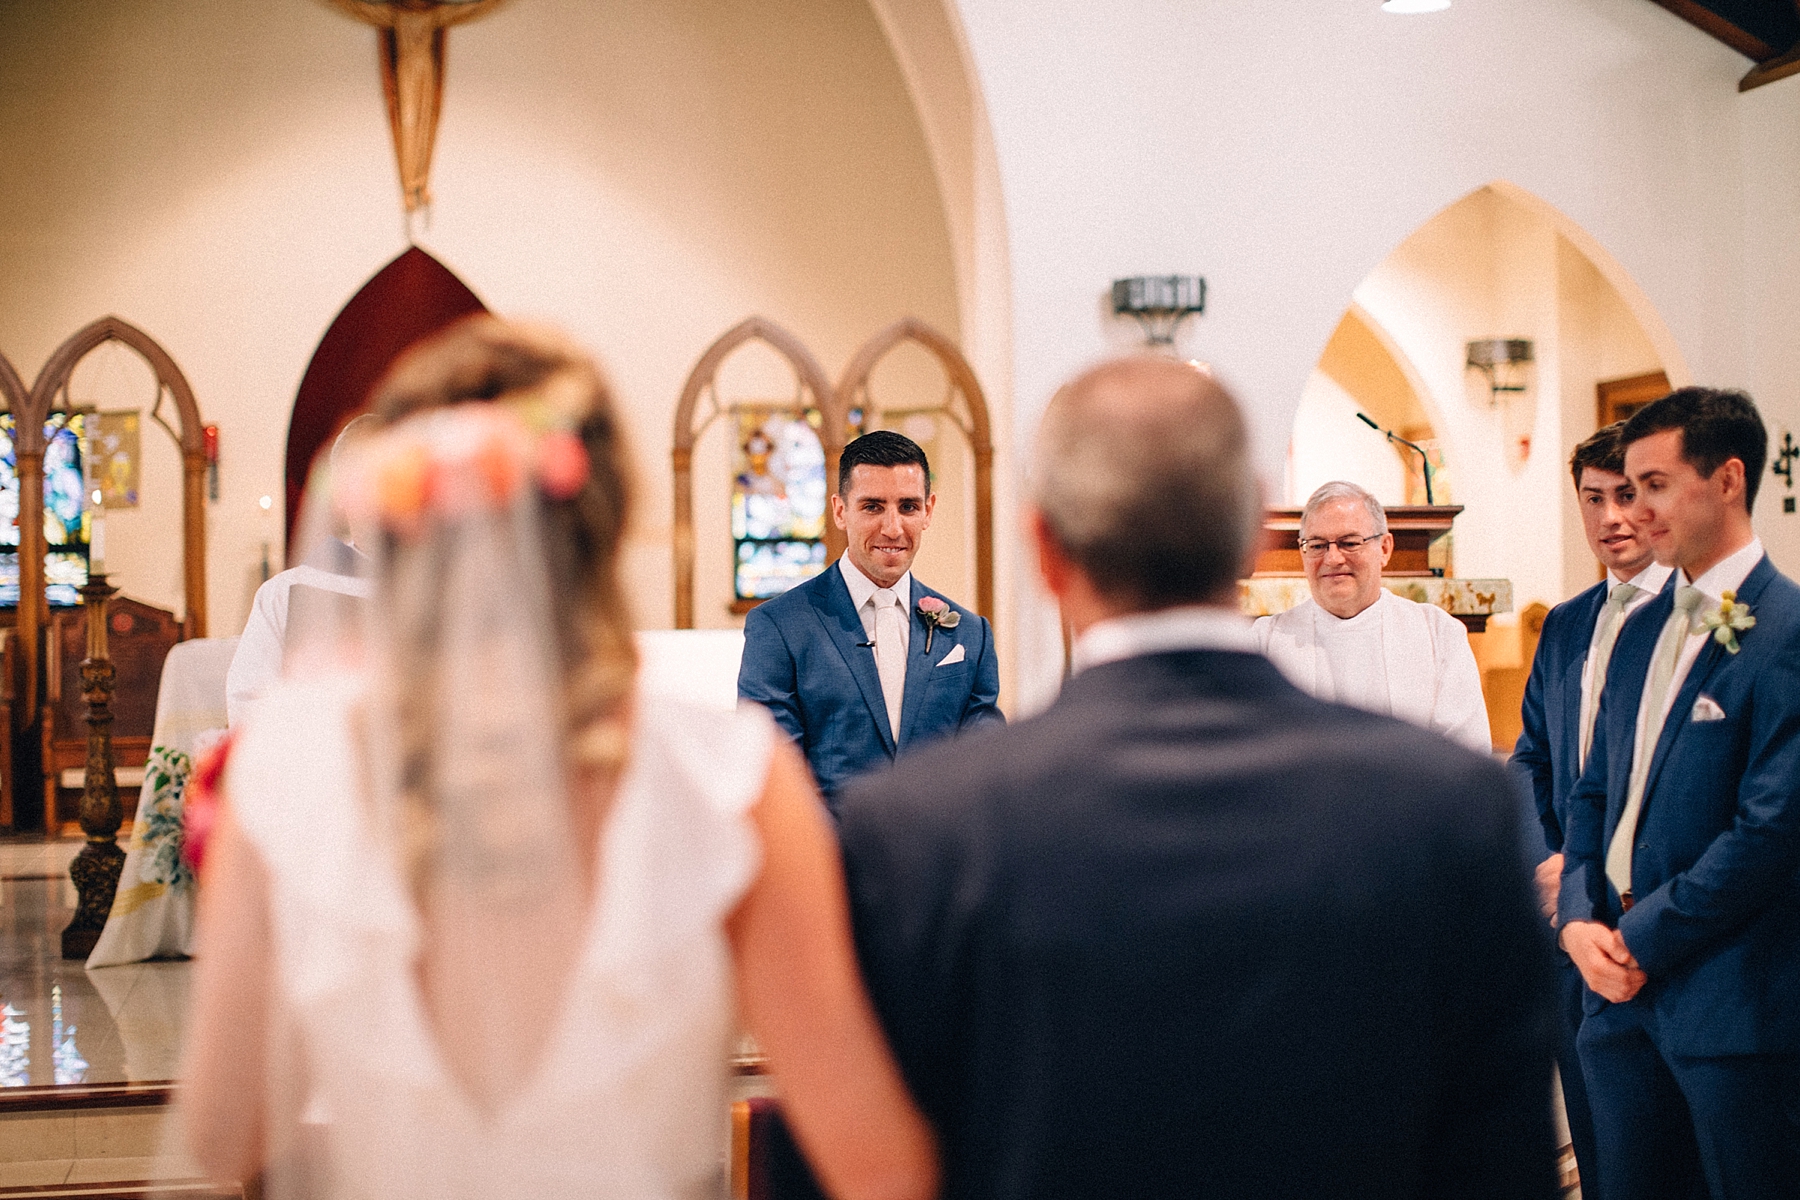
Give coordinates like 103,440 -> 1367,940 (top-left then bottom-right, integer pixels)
201,319 -> 639,1199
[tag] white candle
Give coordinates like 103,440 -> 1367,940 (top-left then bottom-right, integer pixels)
89,507 -> 106,575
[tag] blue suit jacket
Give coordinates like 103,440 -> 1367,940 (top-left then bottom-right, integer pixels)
737,564 -> 1003,806
1558,554 -> 1800,1054
1510,579 -> 1611,857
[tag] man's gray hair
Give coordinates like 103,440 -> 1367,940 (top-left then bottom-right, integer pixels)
1032,357 -> 1262,609
1299,480 -> 1387,539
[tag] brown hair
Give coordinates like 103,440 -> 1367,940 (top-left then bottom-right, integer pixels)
369,315 -> 639,787
1620,386 -> 1767,514
1569,421 -> 1627,489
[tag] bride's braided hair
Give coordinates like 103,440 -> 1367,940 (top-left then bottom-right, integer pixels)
368,318 -> 638,878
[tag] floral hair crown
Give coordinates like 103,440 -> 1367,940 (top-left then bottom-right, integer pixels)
337,393 -> 590,539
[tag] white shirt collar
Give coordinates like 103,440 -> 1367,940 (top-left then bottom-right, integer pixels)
1679,536 -> 1764,604
1072,604 -> 1257,675
1611,561 -> 1672,596
839,556 -> 911,610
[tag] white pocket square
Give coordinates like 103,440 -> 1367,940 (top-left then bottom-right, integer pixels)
1691,695 -> 1727,722
936,644 -> 965,667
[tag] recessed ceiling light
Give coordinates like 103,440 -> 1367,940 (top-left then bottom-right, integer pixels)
1381,0 -> 1450,12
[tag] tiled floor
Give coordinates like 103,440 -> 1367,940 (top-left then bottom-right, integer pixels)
0,838 -> 189,1089
0,837 -> 200,1189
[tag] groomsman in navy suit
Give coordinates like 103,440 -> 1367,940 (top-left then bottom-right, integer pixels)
1559,388 -> 1800,1200
1511,421 -> 1672,1196
738,430 -> 1002,810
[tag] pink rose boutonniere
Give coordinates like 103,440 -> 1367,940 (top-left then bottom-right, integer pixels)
917,595 -> 961,655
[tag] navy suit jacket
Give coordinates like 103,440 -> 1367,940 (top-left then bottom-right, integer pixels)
1558,554 -> 1800,1055
840,649 -> 1556,1200
1510,579 -> 1612,857
737,564 -> 1002,805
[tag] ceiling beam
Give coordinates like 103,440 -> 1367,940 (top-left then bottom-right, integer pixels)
1646,0 -> 1778,60
1741,40 -> 1800,89
1643,0 -> 1800,91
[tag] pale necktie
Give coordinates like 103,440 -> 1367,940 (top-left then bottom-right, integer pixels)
1606,585 -> 1705,900
1578,583 -> 1643,769
871,588 -> 906,741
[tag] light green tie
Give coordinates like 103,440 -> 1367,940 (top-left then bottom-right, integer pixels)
1579,583 -> 1643,769
1606,585 -> 1706,900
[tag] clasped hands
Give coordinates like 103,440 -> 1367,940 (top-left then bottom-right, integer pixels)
1536,854 -> 1646,1002
1559,920 -> 1647,1002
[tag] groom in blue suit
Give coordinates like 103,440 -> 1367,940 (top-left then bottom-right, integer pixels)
739,430 -> 1002,810
1559,388 -> 1800,1200
1512,421 -> 1671,1198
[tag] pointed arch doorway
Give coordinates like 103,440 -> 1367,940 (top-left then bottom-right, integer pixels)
285,247 -> 487,556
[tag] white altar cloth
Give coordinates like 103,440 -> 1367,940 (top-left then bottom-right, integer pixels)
86,637 -> 238,969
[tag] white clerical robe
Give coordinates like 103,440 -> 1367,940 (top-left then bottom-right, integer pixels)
1252,589 -> 1492,754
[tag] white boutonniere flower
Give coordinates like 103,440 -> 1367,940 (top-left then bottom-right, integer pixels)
1698,589 -> 1756,654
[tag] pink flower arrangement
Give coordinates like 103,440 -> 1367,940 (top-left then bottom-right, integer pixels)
339,404 -> 591,539
181,729 -> 236,875
917,595 -> 961,654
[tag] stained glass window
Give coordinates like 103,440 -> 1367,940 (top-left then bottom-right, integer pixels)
732,408 -> 827,601
0,413 -> 90,607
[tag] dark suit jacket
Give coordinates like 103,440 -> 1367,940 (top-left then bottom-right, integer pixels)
840,648 -> 1557,1200
1558,554 -> 1800,1055
737,564 -> 1002,806
1511,579 -> 1611,857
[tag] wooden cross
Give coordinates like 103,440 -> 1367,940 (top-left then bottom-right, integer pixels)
324,0 -> 510,215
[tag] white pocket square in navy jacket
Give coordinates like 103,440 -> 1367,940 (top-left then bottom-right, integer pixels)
937,644 -> 965,667
1691,695 -> 1727,722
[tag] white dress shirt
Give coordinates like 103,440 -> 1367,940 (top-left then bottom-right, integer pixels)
1072,605 -> 1257,674
1578,561 -> 1672,727
839,557 -> 911,653
1632,537 -> 1763,745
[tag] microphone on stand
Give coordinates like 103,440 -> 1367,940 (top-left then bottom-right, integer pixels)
1356,412 -> 1437,505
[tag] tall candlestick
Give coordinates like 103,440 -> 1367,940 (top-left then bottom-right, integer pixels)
88,489 -> 105,576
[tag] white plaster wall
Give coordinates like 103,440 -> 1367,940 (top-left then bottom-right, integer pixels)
1739,83 -> 1800,567
953,0 -> 1795,709
0,0 -> 960,640
1353,188 -> 1570,613
1556,237 -> 1664,594
1295,193 -> 1664,615
1287,372 -> 1408,507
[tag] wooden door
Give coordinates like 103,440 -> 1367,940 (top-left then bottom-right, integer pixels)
1597,370 -> 1670,427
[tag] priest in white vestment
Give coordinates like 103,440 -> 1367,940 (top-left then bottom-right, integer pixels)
1254,481 -> 1491,754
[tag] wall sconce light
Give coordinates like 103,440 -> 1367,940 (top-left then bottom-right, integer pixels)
1112,276 -> 1205,347
1465,338 -> 1534,404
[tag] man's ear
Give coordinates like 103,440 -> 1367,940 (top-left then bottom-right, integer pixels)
829,491 -> 847,531
1713,456 -> 1747,507
1028,507 -> 1071,599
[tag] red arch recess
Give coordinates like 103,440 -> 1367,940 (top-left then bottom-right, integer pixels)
284,246 -> 486,554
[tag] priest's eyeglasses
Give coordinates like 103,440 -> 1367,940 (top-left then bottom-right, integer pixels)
1299,535 -> 1383,557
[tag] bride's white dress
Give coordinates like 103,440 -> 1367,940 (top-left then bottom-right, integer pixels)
226,676 -> 773,1200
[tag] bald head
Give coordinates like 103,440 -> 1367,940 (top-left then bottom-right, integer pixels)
1032,356 -> 1260,611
